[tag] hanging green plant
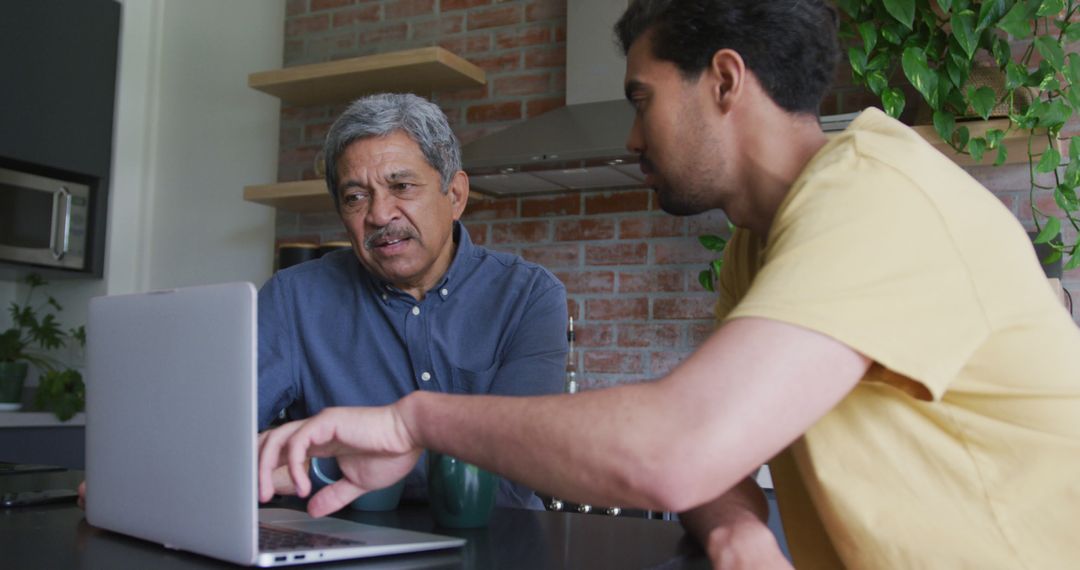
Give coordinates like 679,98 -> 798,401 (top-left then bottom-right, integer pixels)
838,0 -> 1080,270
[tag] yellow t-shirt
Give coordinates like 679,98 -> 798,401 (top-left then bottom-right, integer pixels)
716,108 -> 1080,569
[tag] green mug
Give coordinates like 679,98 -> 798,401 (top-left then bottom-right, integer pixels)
309,457 -> 405,512
426,452 -> 496,528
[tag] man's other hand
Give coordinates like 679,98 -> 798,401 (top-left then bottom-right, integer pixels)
705,512 -> 792,570
257,405 -> 421,518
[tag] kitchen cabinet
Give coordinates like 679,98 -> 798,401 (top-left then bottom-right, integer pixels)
243,47 -> 486,211
0,413 -> 85,469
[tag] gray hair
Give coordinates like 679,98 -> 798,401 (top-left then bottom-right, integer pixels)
323,93 -> 462,208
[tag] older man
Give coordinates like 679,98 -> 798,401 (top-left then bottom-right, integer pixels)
257,1 -> 1080,568
257,93 -> 567,508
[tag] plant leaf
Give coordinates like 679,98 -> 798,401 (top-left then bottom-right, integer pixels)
1054,184 -> 1080,211
997,0 -> 1033,37
848,46 -> 868,77
857,22 -> 878,54
902,47 -> 938,106
1065,160 -> 1080,187
836,0 -> 862,18
1067,53 -> 1080,87
951,10 -> 978,59
937,0 -> 953,13
994,145 -> 1009,166
946,58 -> 964,89
1034,216 -> 1061,243
1035,36 -> 1066,71
955,125 -> 971,149
883,0 -> 916,29
967,86 -> 998,120
991,37 -> 1011,68
1004,62 -> 1029,91
968,137 -> 988,162
1036,99 -> 1071,129
710,259 -> 724,279
698,235 -> 728,251
933,110 -> 957,143
1037,148 -> 1062,173
1066,22 -> 1080,42
1037,0 -> 1065,17
698,270 -> 713,292
985,129 -> 1005,149
880,23 -> 903,45
882,87 -> 907,118
866,53 -> 891,72
1065,249 -> 1080,271
867,70 -> 889,95
976,0 -> 1008,31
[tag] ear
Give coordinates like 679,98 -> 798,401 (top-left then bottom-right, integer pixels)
447,170 -> 470,220
705,48 -> 747,114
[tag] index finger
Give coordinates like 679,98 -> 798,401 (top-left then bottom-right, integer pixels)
257,421 -> 302,503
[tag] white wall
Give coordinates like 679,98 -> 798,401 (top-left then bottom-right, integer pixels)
3,0 -> 283,374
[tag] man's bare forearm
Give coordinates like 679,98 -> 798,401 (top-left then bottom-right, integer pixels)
394,318 -> 868,514
398,381 -> 699,511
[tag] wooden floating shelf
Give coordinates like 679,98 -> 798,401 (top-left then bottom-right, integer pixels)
910,119 -> 1063,167
243,180 -> 332,212
248,47 -> 486,106
910,119 -> 1062,167
826,118 -> 1057,167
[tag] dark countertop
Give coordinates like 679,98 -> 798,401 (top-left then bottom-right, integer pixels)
0,470 -> 708,569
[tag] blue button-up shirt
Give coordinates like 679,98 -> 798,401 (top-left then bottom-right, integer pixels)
257,222 -> 567,507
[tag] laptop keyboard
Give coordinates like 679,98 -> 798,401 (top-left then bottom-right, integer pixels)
259,524 -> 365,552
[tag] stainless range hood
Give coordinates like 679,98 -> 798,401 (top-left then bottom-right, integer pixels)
462,0 -> 640,197
462,100 -> 641,196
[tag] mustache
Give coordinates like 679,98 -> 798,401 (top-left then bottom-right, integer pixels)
363,224 -> 419,250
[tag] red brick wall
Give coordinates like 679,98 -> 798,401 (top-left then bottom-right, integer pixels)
274,2 -> 1078,390
277,0 -> 567,183
460,191 -> 726,388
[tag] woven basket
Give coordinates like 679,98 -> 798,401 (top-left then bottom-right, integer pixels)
914,65 -> 1034,123
963,65 -> 1033,118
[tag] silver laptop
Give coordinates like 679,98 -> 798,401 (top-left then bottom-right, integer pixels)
85,282 -> 464,566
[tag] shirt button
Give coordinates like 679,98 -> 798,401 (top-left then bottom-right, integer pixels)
421,372 -> 431,382
381,293 -> 388,301
411,306 -> 420,316
440,288 -> 448,297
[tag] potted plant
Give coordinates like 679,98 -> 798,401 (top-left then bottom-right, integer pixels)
0,274 -> 85,419
839,0 -> 1080,270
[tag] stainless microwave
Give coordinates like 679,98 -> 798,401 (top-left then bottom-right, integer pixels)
0,164 -> 91,271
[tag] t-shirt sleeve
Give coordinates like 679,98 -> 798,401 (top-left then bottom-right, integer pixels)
725,157 -> 990,400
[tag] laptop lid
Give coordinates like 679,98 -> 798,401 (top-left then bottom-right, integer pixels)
85,282 -> 464,567
86,282 -> 260,565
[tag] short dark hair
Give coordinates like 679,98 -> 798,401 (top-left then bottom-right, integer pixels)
615,0 -> 840,115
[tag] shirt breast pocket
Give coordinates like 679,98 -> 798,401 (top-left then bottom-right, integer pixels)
449,364 -> 497,394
